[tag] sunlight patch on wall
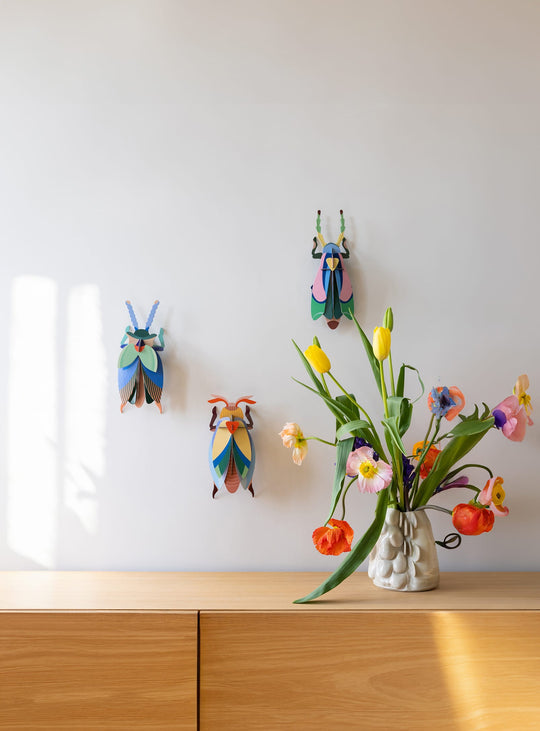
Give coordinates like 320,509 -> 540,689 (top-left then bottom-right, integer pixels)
7,276 -> 58,567
63,284 -> 106,535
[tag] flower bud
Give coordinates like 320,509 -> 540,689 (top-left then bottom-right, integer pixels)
383,307 -> 394,332
372,327 -> 391,361
304,344 -> 331,374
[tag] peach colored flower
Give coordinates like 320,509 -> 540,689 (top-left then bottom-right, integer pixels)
346,446 -> 392,493
312,519 -> 354,556
479,476 -> 509,516
513,374 -> 533,425
279,423 -> 308,465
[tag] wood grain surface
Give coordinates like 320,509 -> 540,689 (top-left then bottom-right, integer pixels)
0,612 -> 197,730
199,611 -> 540,731
0,571 -> 539,611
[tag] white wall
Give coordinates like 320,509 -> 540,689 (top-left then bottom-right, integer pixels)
0,0 -> 538,573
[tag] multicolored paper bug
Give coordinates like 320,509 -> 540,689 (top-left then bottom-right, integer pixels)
118,300 -> 164,413
311,209 -> 354,329
208,396 -> 256,498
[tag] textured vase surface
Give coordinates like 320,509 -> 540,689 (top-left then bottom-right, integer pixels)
368,508 -> 439,591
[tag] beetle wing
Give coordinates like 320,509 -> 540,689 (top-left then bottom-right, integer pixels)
210,419 -> 233,491
232,423 -> 255,490
118,358 -> 139,410
311,256 -> 328,305
118,343 -> 138,369
141,351 -> 163,404
139,345 -> 158,372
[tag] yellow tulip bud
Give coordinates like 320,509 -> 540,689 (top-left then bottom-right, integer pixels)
373,327 -> 391,361
304,344 -> 331,374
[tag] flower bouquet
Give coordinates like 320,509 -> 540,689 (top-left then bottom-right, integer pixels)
280,309 -> 532,603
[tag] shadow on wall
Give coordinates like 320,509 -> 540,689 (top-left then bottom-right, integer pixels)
0,276 -> 107,568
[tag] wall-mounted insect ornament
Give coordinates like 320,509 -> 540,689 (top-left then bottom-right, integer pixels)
311,209 -> 354,329
118,300 -> 164,413
208,396 -> 256,498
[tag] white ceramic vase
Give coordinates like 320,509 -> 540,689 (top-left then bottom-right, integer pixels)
368,507 -> 439,591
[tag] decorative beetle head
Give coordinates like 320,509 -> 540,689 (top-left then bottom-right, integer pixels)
311,210 -> 354,329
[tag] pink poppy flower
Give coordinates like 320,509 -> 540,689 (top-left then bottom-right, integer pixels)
492,395 -> 527,442
346,446 -> 393,493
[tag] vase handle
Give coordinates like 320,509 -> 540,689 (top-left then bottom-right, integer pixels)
435,532 -> 462,550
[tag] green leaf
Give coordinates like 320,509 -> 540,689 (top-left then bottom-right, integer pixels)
324,437 -> 354,524
382,416 -> 406,455
292,378 -> 350,424
446,417 -> 495,438
412,421 -> 494,508
387,395 -> 413,437
352,316 -> 382,396
396,364 -> 425,403
336,419 -> 372,441
335,394 -> 360,423
292,340 -> 325,396
294,489 -> 389,603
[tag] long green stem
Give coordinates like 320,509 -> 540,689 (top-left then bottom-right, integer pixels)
327,373 -> 373,424
409,416 -> 438,505
444,463 -> 494,482
379,362 -> 389,419
340,476 -> 357,520
305,436 -> 336,447
388,351 -> 396,396
320,371 -> 332,399
378,361 -> 404,508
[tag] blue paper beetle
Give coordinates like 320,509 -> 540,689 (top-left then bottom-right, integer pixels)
118,300 -> 164,413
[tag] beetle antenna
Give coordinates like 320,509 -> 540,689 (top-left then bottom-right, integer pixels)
125,301 -> 138,330
235,396 -> 256,407
316,210 -> 327,247
336,210 -> 346,246
208,395 -> 229,405
145,300 -> 160,330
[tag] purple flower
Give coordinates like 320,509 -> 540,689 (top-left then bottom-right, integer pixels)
353,437 -> 379,461
434,475 -> 470,494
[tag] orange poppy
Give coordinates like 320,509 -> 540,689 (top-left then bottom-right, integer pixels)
452,503 -> 495,536
312,519 -> 354,556
412,441 -> 442,478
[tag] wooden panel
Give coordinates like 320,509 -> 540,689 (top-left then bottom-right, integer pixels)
0,612 -> 197,730
200,611 -> 540,731
1,571 -> 539,611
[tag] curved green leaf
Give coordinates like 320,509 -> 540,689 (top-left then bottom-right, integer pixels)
294,489 -> 389,603
336,419 -> 372,441
446,418 -> 495,438
352,316 -> 382,395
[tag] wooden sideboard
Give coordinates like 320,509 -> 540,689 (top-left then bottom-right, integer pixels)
0,572 -> 539,730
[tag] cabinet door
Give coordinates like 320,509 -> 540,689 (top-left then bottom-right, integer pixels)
0,612 -> 197,730
200,611 -> 540,730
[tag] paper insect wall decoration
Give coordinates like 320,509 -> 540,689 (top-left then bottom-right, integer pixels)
208,396 -> 256,498
311,209 -> 354,329
118,300 -> 164,413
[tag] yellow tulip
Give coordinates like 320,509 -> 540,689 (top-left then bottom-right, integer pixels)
304,344 -> 331,374
372,327 -> 391,361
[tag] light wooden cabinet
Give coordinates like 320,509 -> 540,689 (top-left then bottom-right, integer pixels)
0,611 -> 197,730
0,572 -> 539,730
